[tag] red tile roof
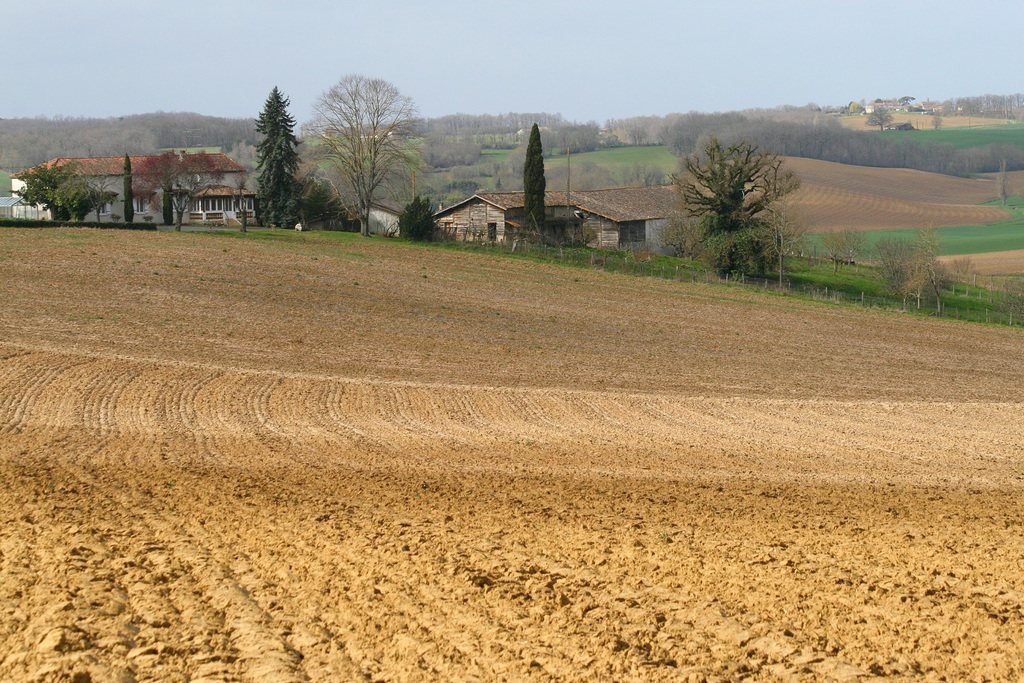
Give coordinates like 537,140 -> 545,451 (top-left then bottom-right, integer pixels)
195,184 -> 256,197
15,152 -> 246,177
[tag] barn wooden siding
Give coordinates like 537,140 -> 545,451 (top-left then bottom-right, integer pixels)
438,199 -> 507,241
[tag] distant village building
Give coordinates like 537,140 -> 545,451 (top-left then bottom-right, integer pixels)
435,186 -> 677,250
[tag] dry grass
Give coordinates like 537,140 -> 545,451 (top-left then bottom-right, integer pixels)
838,112 -> 1014,130
2,229 -> 1024,681
784,156 -> 1009,232
939,249 -> 1024,275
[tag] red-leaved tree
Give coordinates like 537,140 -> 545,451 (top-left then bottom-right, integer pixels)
134,152 -> 225,230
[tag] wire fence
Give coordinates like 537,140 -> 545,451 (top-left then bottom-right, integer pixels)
445,239 -> 1021,328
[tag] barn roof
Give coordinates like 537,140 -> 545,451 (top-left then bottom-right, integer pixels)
437,186 -> 677,223
372,198 -> 405,215
572,186 -> 677,222
437,191 -> 573,216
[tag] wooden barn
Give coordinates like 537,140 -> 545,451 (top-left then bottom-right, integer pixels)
435,191 -> 575,242
435,186 -> 677,249
572,186 -> 677,249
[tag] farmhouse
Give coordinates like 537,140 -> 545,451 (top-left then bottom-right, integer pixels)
13,153 -> 253,225
435,185 -> 677,249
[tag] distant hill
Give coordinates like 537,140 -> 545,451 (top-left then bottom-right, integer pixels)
0,113 -> 256,172
785,157 -> 1011,232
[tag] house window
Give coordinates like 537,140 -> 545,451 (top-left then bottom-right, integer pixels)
99,201 -> 112,215
487,222 -> 497,241
134,196 -> 149,213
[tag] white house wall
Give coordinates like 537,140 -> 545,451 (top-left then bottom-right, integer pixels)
369,208 -> 400,236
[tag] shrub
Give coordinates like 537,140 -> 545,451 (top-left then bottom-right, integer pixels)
0,218 -> 157,230
399,196 -> 439,241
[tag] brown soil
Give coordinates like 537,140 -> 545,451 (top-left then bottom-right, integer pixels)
837,113 -> 1014,130
2,229 -> 1024,681
939,250 -> 1024,275
784,157 -> 1009,232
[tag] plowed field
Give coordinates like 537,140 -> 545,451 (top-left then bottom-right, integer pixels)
838,113 -> 1013,130
2,229 -> 1024,681
785,157 -> 1010,232
939,249 -> 1024,275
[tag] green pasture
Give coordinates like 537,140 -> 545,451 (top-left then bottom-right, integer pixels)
881,125 -> 1024,151
809,204 -> 1024,258
481,149 -> 511,162
0,170 -> 10,196
544,145 -> 677,173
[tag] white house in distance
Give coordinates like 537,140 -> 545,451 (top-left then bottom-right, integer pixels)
12,153 -> 254,225
368,198 -> 404,236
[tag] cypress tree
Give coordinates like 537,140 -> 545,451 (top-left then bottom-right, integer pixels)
522,123 -> 546,238
255,87 -> 300,228
162,185 -> 173,225
123,154 -> 134,223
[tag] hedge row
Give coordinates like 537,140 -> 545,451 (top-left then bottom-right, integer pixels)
0,218 -> 158,231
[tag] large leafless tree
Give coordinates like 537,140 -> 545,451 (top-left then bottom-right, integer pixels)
822,229 -> 866,274
305,75 -> 419,236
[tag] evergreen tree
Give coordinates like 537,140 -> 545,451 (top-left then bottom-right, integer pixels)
522,123 -> 546,238
162,185 -> 173,225
255,87 -> 300,227
123,154 -> 134,223
399,195 -> 437,241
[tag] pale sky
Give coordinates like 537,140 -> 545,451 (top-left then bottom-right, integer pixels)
6,0 -> 1021,125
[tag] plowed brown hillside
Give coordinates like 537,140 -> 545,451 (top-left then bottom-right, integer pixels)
2,229 -> 1024,681
939,249 -> 1024,275
785,157 -> 1009,232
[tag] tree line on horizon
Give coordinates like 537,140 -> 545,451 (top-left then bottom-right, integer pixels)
4,91 -> 1022,175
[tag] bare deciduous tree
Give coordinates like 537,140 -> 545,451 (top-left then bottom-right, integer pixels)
822,229 -> 866,274
910,229 -> 950,315
866,109 -> 895,132
762,198 -> 808,286
998,157 -> 1010,205
1001,279 -> 1024,319
233,169 -> 250,233
948,255 -> 975,282
80,173 -> 117,222
305,75 -> 419,236
876,230 -> 949,313
659,212 -> 703,259
876,235 -> 916,308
